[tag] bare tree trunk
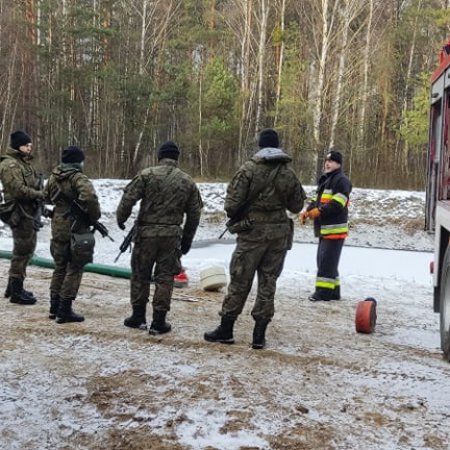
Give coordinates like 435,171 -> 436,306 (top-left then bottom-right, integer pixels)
329,0 -> 349,149
397,0 -> 423,173
238,0 -> 252,163
312,0 -> 330,154
89,0 -> 102,174
329,0 -> 362,149
120,14 -> 131,173
198,53 -> 204,178
0,41 -> 19,150
254,0 -> 268,134
274,0 -> 286,126
132,104 -> 151,166
358,0 -> 374,148
139,0 -> 148,76
128,0 -> 175,173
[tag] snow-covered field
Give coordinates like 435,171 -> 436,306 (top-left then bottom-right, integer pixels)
1,181 -> 448,450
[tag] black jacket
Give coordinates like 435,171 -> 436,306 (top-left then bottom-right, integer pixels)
309,169 -> 352,239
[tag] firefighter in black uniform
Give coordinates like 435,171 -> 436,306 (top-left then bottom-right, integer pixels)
300,149 -> 352,301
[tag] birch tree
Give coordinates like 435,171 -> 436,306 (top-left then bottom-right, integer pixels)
358,0 -> 375,149
329,0 -> 364,149
274,0 -> 286,126
254,0 -> 269,133
222,0 -> 255,163
300,0 -> 339,174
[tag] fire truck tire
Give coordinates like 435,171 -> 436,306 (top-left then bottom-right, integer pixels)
439,246 -> 450,357
355,298 -> 377,334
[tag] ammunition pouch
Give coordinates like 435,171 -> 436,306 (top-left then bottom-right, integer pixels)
227,217 -> 253,234
0,201 -> 24,228
70,231 -> 95,267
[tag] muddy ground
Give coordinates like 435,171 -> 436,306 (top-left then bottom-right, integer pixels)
1,256 -> 449,450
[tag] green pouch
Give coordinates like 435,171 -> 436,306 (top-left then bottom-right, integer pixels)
70,231 -> 95,266
0,201 -> 21,227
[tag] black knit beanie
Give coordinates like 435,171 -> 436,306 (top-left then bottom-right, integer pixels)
326,150 -> 343,165
258,128 -> 279,148
62,146 -> 85,164
157,141 -> 180,161
11,131 -> 32,150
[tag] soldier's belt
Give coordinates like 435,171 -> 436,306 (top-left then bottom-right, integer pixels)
247,210 -> 287,223
137,221 -> 180,226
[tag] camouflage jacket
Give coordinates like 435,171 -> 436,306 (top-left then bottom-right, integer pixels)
225,147 -> 306,240
44,164 -> 101,241
116,159 -> 203,244
0,147 -> 43,217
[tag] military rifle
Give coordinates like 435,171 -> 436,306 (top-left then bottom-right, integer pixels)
51,187 -> 114,241
114,223 -> 136,262
33,173 -> 45,230
218,202 -> 252,239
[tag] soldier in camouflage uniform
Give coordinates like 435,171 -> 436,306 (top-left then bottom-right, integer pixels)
116,141 -> 203,335
204,129 -> 306,349
0,131 -> 44,305
44,146 -> 101,323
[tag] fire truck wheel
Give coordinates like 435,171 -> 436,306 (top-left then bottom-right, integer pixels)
355,298 -> 377,334
439,246 -> 450,357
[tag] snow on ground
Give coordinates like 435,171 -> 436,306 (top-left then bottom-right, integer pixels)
1,180 -> 447,450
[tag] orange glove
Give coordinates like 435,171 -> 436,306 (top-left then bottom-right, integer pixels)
298,211 -> 308,224
307,207 -> 321,219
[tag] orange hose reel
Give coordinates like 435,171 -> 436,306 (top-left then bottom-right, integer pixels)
355,297 -> 377,334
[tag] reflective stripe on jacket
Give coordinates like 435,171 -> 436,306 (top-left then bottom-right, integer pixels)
312,169 -> 352,239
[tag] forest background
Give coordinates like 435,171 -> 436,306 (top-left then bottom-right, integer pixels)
0,0 -> 447,189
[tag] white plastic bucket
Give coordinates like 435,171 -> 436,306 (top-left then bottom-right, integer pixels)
200,266 -> 227,291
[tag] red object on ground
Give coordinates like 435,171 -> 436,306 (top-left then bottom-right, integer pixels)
355,298 -> 377,334
174,269 -> 189,288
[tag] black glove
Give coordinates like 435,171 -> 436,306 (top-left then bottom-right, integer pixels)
181,237 -> 191,255
118,221 -> 126,230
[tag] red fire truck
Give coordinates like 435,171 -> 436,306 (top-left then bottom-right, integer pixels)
426,40 -> 450,359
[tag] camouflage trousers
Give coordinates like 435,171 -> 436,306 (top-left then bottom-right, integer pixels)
9,220 -> 37,280
130,235 -> 181,311
220,234 -> 290,321
50,239 -> 84,299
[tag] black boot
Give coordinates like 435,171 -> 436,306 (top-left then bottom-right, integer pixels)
124,304 -> 147,330
9,278 -> 36,305
148,310 -> 172,335
55,298 -> 85,324
204,316 -> 235,344
252,320 -> 270,349
331,286 -> 341,300
49,292 -> 60,320
5,277 -> 36,302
